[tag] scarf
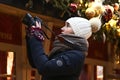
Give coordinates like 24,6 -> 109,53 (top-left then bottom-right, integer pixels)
48,34 -> 88,58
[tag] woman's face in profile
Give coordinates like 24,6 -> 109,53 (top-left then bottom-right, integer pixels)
61,22 -> 74,34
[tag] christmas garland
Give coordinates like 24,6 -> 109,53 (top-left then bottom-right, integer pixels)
48,0 -> 88,17
47,0 -> 120,41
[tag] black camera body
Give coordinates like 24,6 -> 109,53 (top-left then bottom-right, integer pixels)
22,13 -> 42,27
22,13 -> 53,39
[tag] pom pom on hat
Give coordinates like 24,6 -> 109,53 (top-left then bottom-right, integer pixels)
89,17 -> 102,33
66,17 -> 101,39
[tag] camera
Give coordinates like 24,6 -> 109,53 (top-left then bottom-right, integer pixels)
22,13 -> 42,27
22,13 -> 52,39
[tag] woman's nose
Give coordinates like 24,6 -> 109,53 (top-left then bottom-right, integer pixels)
61,27 -> 64,30
61,26 -> 66,30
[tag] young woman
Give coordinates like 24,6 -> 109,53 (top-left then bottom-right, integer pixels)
25,17 -> 101,80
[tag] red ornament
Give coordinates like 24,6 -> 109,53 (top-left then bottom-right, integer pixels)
69,3 -> 78,12
101,5 -> 113,22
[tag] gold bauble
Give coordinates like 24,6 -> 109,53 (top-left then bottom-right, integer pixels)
85,8 -> 95,19
117,28 -> 120,36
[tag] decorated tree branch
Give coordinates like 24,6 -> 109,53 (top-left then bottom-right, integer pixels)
43,0 -> 120,64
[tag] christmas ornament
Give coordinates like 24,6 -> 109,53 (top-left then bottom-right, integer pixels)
114,3 -> 119,11
91,2 -> 105,16
101,5 -> 113,23
85,8 -> 96,19
69,3 -> 78,12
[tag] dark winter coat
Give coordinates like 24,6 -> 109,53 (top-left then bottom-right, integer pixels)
26,34 -> 88,80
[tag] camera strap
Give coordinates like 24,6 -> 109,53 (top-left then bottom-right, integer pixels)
41,22 -> 56,40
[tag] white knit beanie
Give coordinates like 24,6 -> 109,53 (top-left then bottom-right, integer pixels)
66,17 -> 101,39
66,17 -> 92,39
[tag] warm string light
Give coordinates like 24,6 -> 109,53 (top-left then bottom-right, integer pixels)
117,27 -> 120,36
79,0 -> 83,4
114,54 -> 120,64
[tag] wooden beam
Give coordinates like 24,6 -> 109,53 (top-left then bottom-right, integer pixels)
0,4 -> 64,28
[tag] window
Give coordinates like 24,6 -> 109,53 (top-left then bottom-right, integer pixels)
0,51 -> 16,80
96,65 -> 104,80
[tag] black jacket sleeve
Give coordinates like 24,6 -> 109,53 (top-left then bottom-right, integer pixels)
26,36 -> 85,76
26,36 -> 36,68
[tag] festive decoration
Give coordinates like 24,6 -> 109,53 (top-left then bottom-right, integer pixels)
44,0 -> 120,64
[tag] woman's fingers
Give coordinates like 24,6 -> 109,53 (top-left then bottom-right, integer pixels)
36,21 -> 41,28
